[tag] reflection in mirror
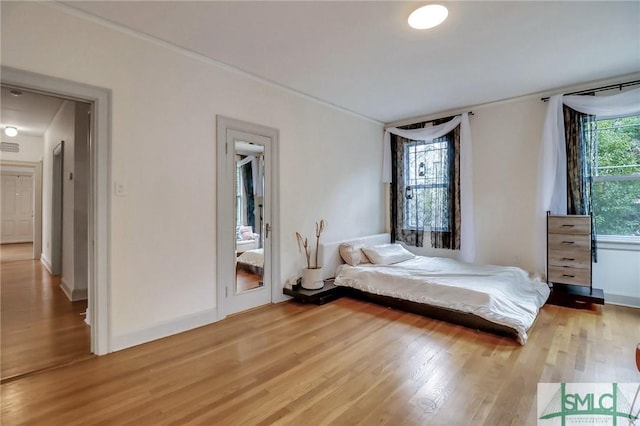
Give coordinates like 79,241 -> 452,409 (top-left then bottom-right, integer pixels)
235,141 -> 265,294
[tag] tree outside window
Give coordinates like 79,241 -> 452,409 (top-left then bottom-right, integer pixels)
593,115 -> 640,236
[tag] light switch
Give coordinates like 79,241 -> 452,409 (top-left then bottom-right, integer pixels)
114,181 -> 128,196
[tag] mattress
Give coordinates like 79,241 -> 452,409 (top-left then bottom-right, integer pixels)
237,248 -> 264,268
334,256 -> 550,344
236,239 -> 259,253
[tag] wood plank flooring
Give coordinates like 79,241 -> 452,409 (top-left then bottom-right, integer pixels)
236,269 -> 262,292
1,243 -> 33,263
1,296 -> 638,425
1,252 -> 91,381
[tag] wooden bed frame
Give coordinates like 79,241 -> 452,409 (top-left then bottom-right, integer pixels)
341,287 -> 519,340
319,234 -> 520,342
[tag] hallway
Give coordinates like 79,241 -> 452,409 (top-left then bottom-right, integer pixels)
1,244 -> 91,382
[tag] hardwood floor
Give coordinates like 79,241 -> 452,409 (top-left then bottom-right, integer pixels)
1,297 -> 638,425
1,243 -> 33,263
236,268 -> 262,292
1,254 -> 91,382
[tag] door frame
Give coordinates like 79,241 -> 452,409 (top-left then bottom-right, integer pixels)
1,66 -> 111,355
0,160 -> 42,257
216,116 -> 280,320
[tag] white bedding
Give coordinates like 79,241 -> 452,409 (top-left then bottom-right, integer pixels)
334,256 -> 550,344
237,248 -> 264,268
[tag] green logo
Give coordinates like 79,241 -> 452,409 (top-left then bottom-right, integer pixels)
538,383 -> 639,426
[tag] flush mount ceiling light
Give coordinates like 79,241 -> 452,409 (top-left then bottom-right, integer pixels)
4,126 -> 18,137
408,4 -> 448,29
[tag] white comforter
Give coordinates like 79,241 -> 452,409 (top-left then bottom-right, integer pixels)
334,256 -> 550,344
237,248 -> 264,268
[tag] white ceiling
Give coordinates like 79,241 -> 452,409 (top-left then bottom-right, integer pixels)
62,1 -> 640,123
0,87 -> 63,138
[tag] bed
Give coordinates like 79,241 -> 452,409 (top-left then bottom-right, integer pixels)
236,248 -> 263,275
319,234 -> 550,344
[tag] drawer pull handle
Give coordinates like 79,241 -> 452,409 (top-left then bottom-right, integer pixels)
561,241 -> 575,245
561,257 -> 575,261
562,274 -> 575,278
561,224 -> 575,227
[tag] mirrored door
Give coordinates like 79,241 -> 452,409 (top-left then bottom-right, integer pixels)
225,129 -> 271,315
235,140 -> 265,294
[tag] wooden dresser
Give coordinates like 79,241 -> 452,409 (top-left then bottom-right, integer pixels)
547,214 -> 603,306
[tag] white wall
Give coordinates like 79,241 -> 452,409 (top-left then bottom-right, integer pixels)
0,134 -> 44,162
0,2 -> 385,346
593,241 -> 640,307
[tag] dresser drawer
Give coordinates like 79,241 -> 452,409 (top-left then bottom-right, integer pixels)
548,233 -> 591,251
548,216 -> 591,235
548,266 -> 591,287
548,249 -> 591,269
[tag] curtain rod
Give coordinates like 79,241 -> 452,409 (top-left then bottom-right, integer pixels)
541,79 -> 640,102
392,111 -> 474,129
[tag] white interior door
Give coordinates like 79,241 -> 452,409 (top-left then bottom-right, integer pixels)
1,173 -> 34,244
226,129 -> 272,315
217,116 -> 280,320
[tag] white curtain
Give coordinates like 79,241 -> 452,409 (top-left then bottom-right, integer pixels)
535,88 -> 640,274
383,113 -> 475,263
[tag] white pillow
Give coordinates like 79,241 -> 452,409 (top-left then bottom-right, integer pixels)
339,242 -> 370,267
362,243 -> 414,265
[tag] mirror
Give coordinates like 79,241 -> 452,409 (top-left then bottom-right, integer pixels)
234,141 -> 265,294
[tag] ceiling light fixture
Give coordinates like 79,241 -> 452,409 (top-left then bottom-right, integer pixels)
4,126 -> 18,137
408,4 -> 448,30
10,90 -> 23,97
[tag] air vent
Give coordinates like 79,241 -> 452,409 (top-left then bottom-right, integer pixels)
0,142 -> 19,153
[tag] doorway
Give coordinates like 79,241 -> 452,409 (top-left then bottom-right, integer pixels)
0,90 -> 93,380
1,66 -> 111,356
216,117 -> 280,319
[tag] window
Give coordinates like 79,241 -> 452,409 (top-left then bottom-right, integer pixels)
236,166 -> 243,227
593,114 -> 640,237
389,117 -> 461,250
403,136 -> 450,231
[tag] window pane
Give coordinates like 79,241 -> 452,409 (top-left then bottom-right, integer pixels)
402,137 -> 449,231
593,178 -> 640,236
596,116 -> 640,176
594,115 -> 640,237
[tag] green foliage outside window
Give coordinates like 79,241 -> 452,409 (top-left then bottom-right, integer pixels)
593,115 -> 640,236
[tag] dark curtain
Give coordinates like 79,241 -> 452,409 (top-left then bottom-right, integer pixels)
391,122 -> 425,247
241,161 -> 255,230
563,105 -> 598,262
431,124 -> 461,250
390,118 -> 461,249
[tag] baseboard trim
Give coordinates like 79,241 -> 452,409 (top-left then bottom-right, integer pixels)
60,278 -> 88,302
111,307 -> 219,352
40,254 -> 53,274
605,293 -> 640,309
0,239 -> 34,244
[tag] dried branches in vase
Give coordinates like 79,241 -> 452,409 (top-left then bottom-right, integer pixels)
296,219 -> 327,290
295,219 -> 326,269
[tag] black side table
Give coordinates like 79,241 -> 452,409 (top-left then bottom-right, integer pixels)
283,279 -> 343,305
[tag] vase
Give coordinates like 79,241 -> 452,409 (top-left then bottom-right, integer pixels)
301,267 -> 324,290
